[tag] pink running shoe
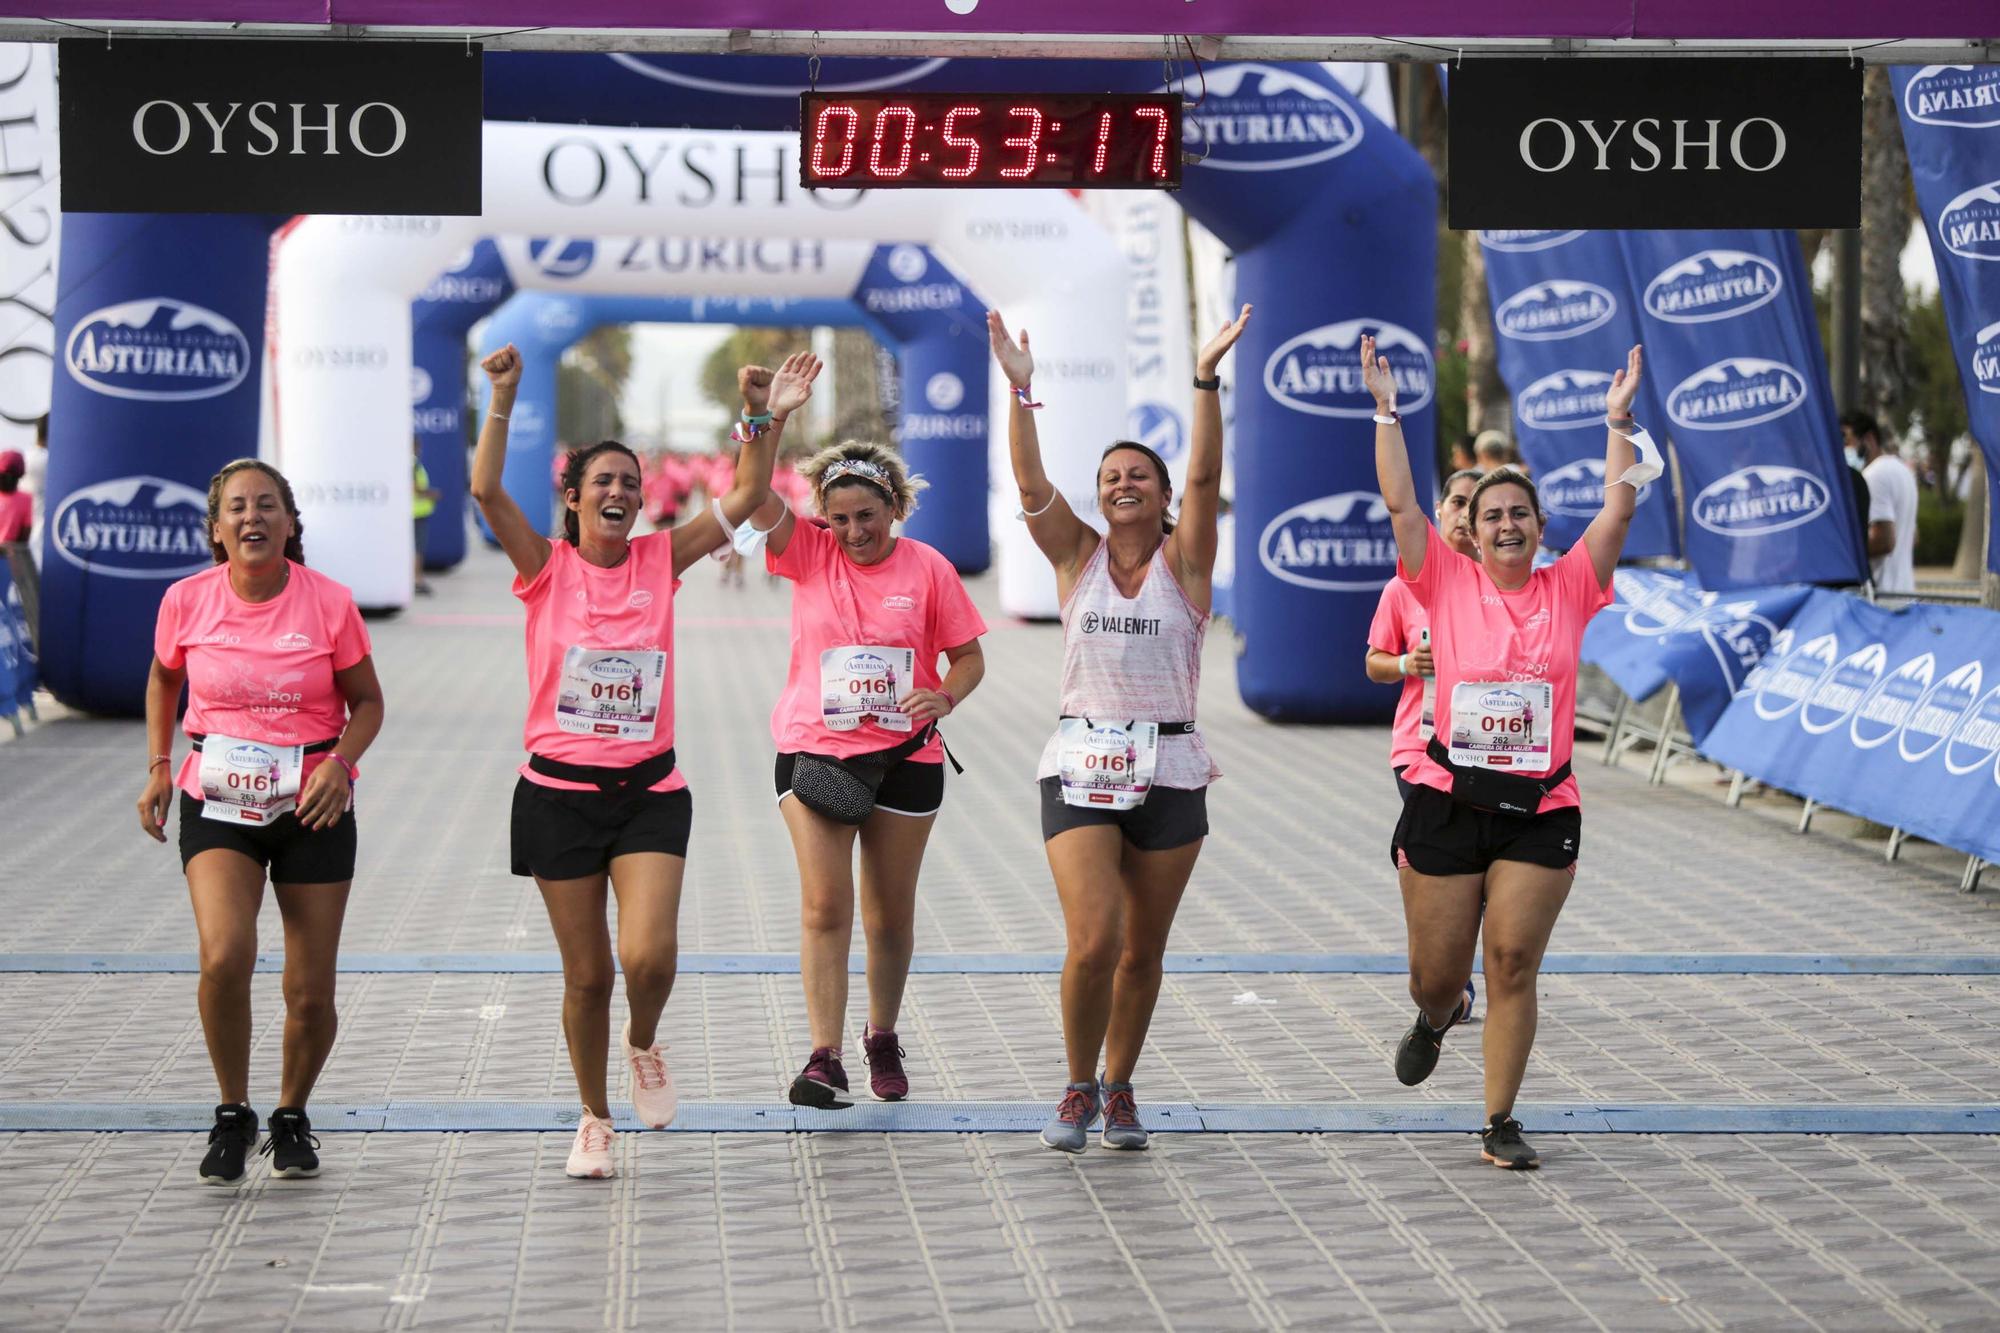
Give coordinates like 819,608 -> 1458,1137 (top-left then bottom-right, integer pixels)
863,1024 -> 908,1102
621,1019 -> 678,1129
565,1110 -> 615,1179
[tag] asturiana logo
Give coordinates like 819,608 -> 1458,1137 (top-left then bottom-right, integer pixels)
1173,64 -> 1364,173
50,475 -> 213,580
1973,319 -> 2000,395
1257,491 -> 1397,591
1477,230 -> 1584,253
1494,280 -> 1616,342
1539,456 -> 1652,518
1515,369 -> 1613,431
587,655 -> 640,681
1666,357 -> 1808,431
1691,466 -> 1831,537
1264,318 -> 1432,419
1642,250 -> 1783,324
1903,65 -> 2000,128
225,743 -> 275,772
65,298 -> 250,402
273,633 -> 312,651
1938,181 -> 2000,262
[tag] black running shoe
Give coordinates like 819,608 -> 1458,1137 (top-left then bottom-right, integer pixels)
260,1107 -> 321,1178
1480,1113 -> 1540,1169
788,1047 -> 853,1109
1393,985 -> 1473,1087
199,1103 -> 259,1185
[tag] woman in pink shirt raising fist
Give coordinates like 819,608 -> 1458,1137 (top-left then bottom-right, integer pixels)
474,343 -> 815,1178
1369,336 -> 1649,1170
737,425 -> 987,1109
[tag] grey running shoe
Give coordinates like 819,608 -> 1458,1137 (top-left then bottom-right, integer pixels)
1099,1082 -> 1148,1151
1480,1113 -> 1540,1169
1039,1080 -> 1101,1154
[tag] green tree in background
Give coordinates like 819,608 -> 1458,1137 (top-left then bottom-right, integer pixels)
700,327 -> 809,417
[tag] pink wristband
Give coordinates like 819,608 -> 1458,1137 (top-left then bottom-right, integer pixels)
938,688 -> 957,712
329,754 -> 358,783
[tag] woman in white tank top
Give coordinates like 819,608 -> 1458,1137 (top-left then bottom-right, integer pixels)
988,303 -> 1252,1155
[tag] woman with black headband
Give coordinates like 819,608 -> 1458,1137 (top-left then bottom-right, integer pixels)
989,303 -> 1251,1153
735,432 -> 987,1108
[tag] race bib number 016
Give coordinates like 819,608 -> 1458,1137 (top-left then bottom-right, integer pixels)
1057,718 -> 1159,810
821,645 -> 916,732
1447,680 -> 1555,770
198,734 -> 304,825
556,647 -> 667,740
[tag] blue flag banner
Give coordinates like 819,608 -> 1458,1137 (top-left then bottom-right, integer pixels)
412,241 -> 514,571
1893,64 -> 2000,575
1701,589 -> 2000,864
1617,230 -> 1867,590
1479,229 -> 1679,558
1581,566 -> 1813,742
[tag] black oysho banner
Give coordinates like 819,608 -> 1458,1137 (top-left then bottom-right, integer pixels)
1448,58 -> 1860,230
59,38 -> 482,215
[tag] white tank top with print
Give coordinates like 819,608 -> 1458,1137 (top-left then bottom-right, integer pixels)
1035,541 -> 1219,790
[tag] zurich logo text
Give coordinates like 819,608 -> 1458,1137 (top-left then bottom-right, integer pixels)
1264,318 -> 1433,419
1642,250 -> 1783,323
1691,466 -> 1831,537
1494,280 -> 1616,341
1666,358 -> 1808,430
50,474 -> 213,580
527,236 -> 595,278
1171,64 -> 1364,173
1257,491 -> 1397,591
1903,65 -> 2000,129
65,298 -> 250,402
1515,369 -> 1613,431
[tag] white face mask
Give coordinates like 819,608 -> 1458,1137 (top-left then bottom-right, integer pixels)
1844,446 -> 1864,469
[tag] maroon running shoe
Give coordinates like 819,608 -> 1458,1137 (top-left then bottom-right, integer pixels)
863,1025 -> 909,1101
788,1047 -> 852,1109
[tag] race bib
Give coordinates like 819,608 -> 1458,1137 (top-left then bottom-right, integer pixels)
197,734 -> 303,825
1418,678 -> 1437,744
1057,718 -> 1159,810
820,645 -> 916,733
1447,680 -> 1555,771
556,646 -> 667,740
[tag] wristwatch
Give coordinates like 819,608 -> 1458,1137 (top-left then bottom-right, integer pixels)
1192,374 -> 1221,391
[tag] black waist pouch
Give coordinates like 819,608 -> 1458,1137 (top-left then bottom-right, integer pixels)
1425,738 -> 1571,817
791,726 -> 960,826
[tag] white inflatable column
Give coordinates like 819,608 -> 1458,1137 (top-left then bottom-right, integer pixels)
270,216 -> 474,607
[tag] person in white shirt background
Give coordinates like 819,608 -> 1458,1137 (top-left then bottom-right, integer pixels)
1842,411 -> 1918,596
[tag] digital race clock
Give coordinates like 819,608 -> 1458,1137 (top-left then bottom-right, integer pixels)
800,92 -> 1183,190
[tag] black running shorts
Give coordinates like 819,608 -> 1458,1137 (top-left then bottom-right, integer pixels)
1038,776 -> 1208,852
177,791 -> 358,884
1391,783 -> 1580,877
773,752 -> 945,817
510,777 -> 693,880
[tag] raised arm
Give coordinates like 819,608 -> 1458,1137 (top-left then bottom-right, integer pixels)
1580,345 -> 1643,590
1168,303 -> 1251,591
677,351 -> 820,574
470,344 -> 553,584
1365,333 -> 1429,578
989,309 -> 1095,578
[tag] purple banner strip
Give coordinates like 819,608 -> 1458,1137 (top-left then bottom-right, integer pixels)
30,0 -> 1997,38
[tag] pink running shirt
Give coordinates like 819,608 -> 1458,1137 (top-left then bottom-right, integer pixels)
515,533 -> 685,793
1366,579 -> 1431,773
766,520 -> 986,762
153,561 -> 371,798
1396,525 -> 1613,811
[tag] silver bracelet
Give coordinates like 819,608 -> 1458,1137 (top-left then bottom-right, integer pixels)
489,410 -> 510,421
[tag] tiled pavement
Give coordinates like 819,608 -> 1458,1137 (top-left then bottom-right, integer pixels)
2,542 -> 1997,1330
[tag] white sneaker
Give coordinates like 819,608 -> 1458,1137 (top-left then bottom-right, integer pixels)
622,1019 -> 678,1129
565,1111 -> 616,1179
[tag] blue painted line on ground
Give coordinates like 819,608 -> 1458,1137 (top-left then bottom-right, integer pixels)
1,1100 -> 1995,1135
4,951 -> 2000,976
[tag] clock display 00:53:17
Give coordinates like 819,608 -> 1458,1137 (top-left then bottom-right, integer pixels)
799,93 -> 1183,189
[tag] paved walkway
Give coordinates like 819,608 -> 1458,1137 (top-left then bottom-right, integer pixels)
3,542 -> 1998,1330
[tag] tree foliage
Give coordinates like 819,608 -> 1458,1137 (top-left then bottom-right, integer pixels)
698,327 -> 809,417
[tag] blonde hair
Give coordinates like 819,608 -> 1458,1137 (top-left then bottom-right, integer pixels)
801,439 -> 926,518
